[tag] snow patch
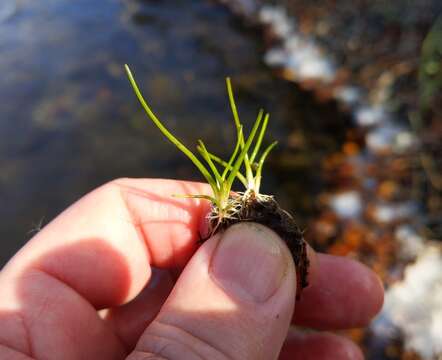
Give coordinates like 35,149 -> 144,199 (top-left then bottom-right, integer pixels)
381,246 -> 442,359
329,191 -> 362,219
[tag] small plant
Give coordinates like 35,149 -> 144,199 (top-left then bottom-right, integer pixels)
125,65 -> 309,296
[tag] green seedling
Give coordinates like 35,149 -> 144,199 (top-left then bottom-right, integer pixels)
125,65 -> 276,225
125,65 -> 310,297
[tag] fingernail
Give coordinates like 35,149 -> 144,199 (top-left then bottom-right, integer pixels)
210,222 -> 288,303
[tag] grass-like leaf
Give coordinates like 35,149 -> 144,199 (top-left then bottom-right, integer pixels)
204,152 -> 248,186
125,65 -> 218,193
197,140 -> 222,186
254,141 -> 278,193
250,113 -> 269,164
172,194 -> 218,203
222,125 -> 243,181
226,78 -> 255,185
126,65 -> 277,217
226,109 -> 263,187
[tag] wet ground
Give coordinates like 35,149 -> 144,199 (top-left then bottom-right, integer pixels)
0,0 -> 348,265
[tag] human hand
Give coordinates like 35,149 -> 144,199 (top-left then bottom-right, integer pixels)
0,178 -> 383,359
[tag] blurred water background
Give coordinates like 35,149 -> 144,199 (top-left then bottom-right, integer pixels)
0,0 -> 441,359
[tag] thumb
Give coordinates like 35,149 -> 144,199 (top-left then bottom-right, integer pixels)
127,222 -> 296,360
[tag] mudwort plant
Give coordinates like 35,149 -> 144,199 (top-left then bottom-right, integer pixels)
125,65 -> 309,296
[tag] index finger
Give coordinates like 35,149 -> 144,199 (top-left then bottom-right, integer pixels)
1,178 -> 211,309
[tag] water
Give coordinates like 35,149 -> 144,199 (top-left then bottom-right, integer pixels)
0,0 -> 348,266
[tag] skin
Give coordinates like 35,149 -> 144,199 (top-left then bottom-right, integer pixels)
0,178 -> 384,359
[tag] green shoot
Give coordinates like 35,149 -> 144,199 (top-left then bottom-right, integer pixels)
254,141 -> 278,193
222,125 -> 243,181
226,78 -> 256,187
172,194 -> 218,203
125,65 -> 215,187
203,152 -> 248,187
226,108 -> 263,187
225,78 -> 276,194
250,113 -> 270,164
197,140 -> 222,186
126,65 -> 277,219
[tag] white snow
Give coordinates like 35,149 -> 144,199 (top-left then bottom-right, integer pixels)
355,106 -> 387,126
333,86 -> 361,106
395,225 -> 425,259
381,246 -> 442,359
372,201 -> 417,223
366,125 -> 401,153
259,5 -> 336,82
329,191 -> 362,219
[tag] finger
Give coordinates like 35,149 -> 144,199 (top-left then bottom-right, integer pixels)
294,254 -> 384,329
103,268 -> 175,350
107,237 -> 317,352
106,239 -> 383,350
279,329 -> 363,360
2,178 -> 210,307
0,178 -> 211,359
0,345 -> 33,360
127,223 -> 298,360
